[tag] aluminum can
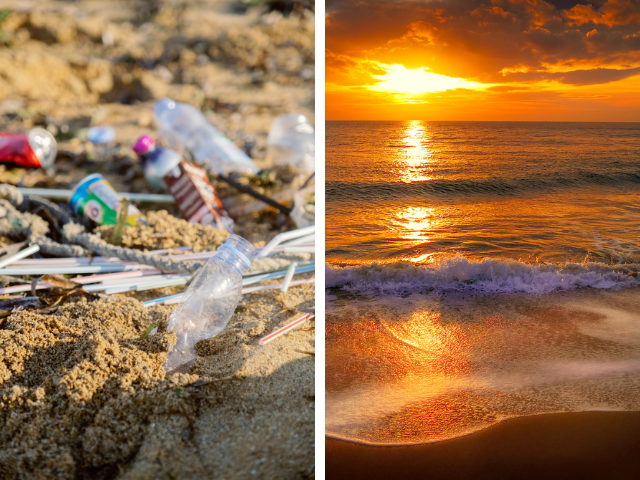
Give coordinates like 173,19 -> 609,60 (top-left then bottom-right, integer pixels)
69,174 -> 140,226
0,128 -> 57,169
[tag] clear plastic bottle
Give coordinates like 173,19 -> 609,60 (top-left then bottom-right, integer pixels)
153,98 -> 259,176
267,114 -> 315,173
164,234 -> 255,372
132,135 -> 182,191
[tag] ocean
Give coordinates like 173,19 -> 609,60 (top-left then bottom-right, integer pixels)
325,121 -> 640,445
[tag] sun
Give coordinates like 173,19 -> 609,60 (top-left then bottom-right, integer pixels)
371,64 -> 485,94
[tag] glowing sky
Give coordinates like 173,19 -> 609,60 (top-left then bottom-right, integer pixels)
326,0 -> 640,120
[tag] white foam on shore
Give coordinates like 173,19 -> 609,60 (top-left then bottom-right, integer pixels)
326,257 -> 640,295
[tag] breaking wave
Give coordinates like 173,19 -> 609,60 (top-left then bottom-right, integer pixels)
326,257 -> 640,295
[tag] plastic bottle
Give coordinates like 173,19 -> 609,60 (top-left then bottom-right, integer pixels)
132,135 -> 182,191
153,98 -> 259,176
267,114 -> 315,173
164,234 -> 255,372
291,185 -> 315,228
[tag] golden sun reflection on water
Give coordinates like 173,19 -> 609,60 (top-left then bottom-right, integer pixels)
325,308 -> 474,443
396,121 -> 434,184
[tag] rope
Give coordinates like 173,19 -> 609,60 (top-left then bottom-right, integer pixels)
63,223 -> 205,273
0,184 -> 203,273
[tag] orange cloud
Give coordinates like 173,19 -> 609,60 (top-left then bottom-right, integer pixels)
565,0 -> 640,26
326,0 -> 640,120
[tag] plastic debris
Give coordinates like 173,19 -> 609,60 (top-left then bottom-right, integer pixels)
154,98 -> 259,175
87,126 -> 116,144
258,313 -> 314,346
267,114 -> 315,173
164,161 -> 234,232
291,186 -> 315,228
69,174 -> 141,226
0,128 -> 57,169
164,234 -> 256,372
132,135 -> 182,191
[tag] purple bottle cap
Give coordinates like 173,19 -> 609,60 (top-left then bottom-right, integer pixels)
132,135 -> 156,156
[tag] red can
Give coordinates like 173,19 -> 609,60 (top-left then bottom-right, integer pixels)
0,128 -> 57,169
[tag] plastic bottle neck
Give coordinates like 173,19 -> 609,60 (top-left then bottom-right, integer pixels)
215,235 -> 255,273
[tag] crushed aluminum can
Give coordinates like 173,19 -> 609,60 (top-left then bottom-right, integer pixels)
0,128 -> 57,169
69,174 -> 141,226
163,161 -> 234,232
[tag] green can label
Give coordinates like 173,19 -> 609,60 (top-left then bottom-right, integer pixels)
70,174 -> 140,226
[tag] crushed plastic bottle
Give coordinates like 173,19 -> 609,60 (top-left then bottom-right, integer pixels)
164,234 -> 255,372
132,135 -> 182,191
267,114 -> 315,173
153,98 -> 259,176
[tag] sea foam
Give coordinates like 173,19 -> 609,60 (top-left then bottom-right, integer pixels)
326,257 -> 640,295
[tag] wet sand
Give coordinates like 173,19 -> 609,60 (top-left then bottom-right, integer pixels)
326,411 -> 640,480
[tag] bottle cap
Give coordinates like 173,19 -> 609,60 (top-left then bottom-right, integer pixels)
132,135 -> 156,156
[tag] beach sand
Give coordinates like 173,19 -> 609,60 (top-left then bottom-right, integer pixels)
326,411 -> 640,480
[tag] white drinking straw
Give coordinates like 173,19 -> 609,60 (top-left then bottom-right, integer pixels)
258,313 -> 314,345
0,263 -> 146,275
0,269 -> 163,295
142,277 -> 315,307
0,244 -> 40,270
103,276 -> 189,294
281,234 -> 315,246
18,187 -> 175,203
256,225 -> 315,258
281,262 -> 297,293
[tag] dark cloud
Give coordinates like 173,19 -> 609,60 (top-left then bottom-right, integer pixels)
502,66 -> 640,84
327,0 -> 640,86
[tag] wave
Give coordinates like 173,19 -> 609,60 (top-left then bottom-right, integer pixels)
326,257 -> 640,295
326,170 -> 640,203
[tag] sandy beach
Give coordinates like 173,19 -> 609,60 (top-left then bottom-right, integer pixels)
0,0 -> 315,478
327,411 -> 640,480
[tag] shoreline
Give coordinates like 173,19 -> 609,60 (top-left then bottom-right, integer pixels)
326,411 -> 640,480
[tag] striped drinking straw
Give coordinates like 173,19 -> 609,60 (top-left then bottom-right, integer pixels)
258,313 -> 314,346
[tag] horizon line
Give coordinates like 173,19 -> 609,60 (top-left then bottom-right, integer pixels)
326,119 -> 640,123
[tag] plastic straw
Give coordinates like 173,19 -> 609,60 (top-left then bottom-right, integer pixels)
103,276 -> 189,294
142,277 -> 315,307
256,225 -> 315,258
0,244 -> 40,269
83,274 -> 190,293
12,247 -> 192,266
281,262 -> 297,293
282,234 -> 315,246
18,187 -> 175,203
0,269 -> 163,295
258,313 -> 314,345
0,263 -> 145,275
242,264 -> 315,286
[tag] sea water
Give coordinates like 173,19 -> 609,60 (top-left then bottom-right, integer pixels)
326,121 -> 640,445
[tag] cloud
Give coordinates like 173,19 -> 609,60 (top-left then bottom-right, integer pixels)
564,0 -> 640,26
502,66 -> 640,84
326,0 -> 640,86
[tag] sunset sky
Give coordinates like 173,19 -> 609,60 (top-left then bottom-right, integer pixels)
326,0 -> 640,120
